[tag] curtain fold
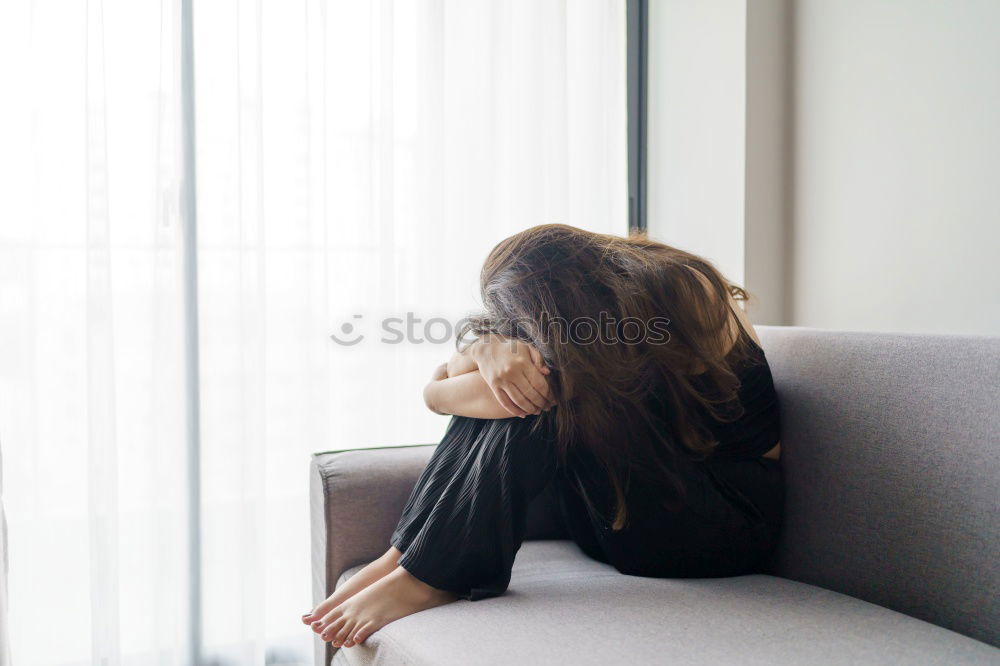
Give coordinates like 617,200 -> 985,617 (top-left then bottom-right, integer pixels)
86,1 -> 123,662
0,1 -> 626,664
1,443 -> 10,666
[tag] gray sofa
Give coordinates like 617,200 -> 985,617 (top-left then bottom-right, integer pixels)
310,326 -> 1000,665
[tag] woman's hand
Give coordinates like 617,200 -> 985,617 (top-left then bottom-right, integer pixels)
471,335 -> 555,417
424,362 -> 519,419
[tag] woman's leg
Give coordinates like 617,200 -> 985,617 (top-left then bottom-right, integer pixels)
391,415 -> 559,597
318,415 -> 559,646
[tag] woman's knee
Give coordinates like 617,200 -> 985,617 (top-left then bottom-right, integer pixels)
447,414 -> 552,452
445,415 -> 558,487
493,415 -> 557,460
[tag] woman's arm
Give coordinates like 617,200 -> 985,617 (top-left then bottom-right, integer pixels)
446,346 -> 478,378
424,337 -> 556,419
423,363 -> 523,419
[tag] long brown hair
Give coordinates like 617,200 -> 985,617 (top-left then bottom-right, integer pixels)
459,224 -> 757,529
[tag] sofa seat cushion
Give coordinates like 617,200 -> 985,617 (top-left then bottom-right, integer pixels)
333,541 -> 997,665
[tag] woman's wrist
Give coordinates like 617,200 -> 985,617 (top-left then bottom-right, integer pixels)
470,334 -> 504,364
469,336 -> 488,362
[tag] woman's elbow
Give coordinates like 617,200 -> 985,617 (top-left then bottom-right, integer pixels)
423,382 -> 446,415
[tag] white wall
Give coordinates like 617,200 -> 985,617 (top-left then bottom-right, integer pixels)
646,0 -> 790,325
646,0 -> 746,286
791,0 -> 1000,335
647,0 -> 999,335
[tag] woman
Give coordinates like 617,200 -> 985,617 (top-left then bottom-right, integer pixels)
302,224 -> 783,648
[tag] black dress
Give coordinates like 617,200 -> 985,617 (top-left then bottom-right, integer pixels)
390,341 -> 783,600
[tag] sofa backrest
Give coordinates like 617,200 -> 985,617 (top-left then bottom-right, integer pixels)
756,326 -> 999,647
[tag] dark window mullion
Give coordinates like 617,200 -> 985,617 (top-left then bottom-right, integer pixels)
626,0 -> 648,234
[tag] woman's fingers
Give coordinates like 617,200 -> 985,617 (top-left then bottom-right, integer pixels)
524,367 -> 555,403
527,346 -> 550,374
478,340 -> 553,415
504,382 -> 544,415
503,384 -> 537,414
492,386 -> 526,417
518,370 -> 552,411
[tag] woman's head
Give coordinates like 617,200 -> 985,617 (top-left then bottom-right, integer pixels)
462,224 -> 756,528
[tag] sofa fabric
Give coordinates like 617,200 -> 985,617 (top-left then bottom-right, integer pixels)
311,327 -> 1000,664
333,541 -> 998,666
757,328 -> 1000,645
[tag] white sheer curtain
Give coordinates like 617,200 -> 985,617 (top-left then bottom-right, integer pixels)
0,0 -> 626,664
1,444 -> 10,666
0,1 -> 194,665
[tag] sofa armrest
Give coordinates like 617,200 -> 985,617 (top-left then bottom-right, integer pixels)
310,445 -> 436,666
310,445 -> 435,601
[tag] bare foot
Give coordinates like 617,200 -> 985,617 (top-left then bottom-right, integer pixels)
318,566 -> 456,648
302,547 -> 401,634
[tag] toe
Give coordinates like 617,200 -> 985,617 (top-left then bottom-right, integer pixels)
321,616 -> 347,643
333,618 -> 356,647
307,596 -> 338,624
313,607 -> 342,635
342,625 -> 360,649
302,599 -> 337,634
352,622 -> 377,645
